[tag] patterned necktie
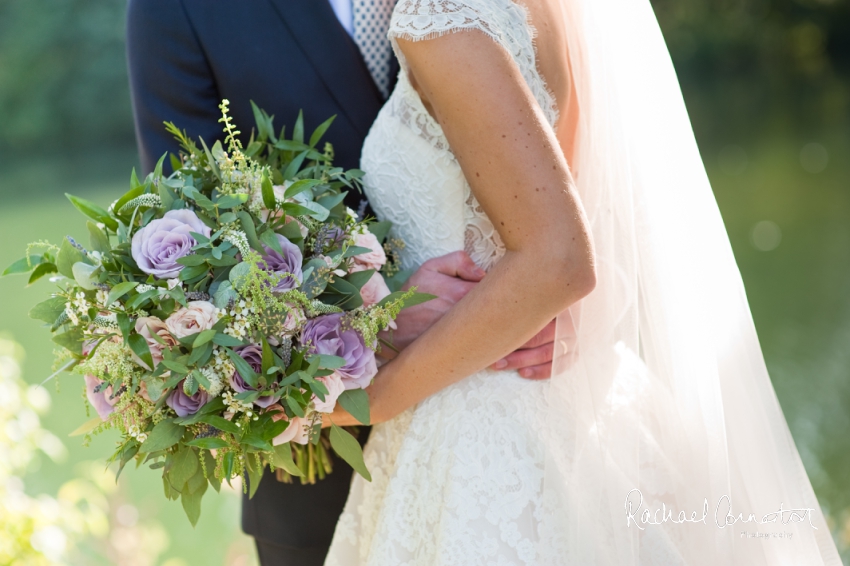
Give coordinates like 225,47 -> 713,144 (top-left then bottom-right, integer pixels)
352,0 -> 396,99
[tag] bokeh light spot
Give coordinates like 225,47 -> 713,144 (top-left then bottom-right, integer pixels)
751,220 -> 782,251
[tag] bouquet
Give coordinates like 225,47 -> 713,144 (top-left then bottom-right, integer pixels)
3,100 -> 430,524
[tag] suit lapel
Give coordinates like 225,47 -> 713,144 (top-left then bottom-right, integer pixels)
266,0 -> 385,138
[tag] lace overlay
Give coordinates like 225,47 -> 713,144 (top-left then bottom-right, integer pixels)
325,1 -> 562,564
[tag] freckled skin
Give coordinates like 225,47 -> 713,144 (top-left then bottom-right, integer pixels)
327,13 -> 595,425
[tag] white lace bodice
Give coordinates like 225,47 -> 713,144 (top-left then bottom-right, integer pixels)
363,0 -> 559,273
325,2 -> 561,564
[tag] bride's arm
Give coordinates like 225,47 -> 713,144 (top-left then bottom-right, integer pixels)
333,31 -> 595,425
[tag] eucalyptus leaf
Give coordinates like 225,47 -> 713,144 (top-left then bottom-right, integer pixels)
169,446 -> 199,490
56,239 -> 85,279
338,389 -> 370,425
71,262 -> 99,290
107,281 -> 139,306
29,296 -> 67,324
330,425 -> 371,481
271,443 -> 304,477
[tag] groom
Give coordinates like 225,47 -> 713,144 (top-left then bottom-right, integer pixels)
126,1 -> 557,564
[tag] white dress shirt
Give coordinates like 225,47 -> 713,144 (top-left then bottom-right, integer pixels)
328,0 -> 354,38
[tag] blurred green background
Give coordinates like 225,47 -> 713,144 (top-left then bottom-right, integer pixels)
0,0 -> 848,564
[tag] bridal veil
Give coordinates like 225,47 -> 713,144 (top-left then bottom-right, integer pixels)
546,0 -> 842,563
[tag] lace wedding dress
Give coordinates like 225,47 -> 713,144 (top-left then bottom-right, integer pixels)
324,1 -> 562,565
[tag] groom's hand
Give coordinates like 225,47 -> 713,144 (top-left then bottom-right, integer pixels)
379,251 -> 557,380
380,251 -> 485,355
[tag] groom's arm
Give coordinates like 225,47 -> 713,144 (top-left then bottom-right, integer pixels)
126,0 -> 222,175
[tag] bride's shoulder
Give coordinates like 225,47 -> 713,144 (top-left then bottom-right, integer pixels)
390,0 -> 515,43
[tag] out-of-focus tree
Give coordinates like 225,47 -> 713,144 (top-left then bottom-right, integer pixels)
652,0 -> 850,144
0,0 -> 134,153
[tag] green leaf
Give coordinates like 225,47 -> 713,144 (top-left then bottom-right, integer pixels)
342,246 -> 372,259
117,312 -> 133,342
193,328 -> 218,348
283,178 -> 322,199
56,239 -> 85,279
52,328 -> 83,355
87,221 -> 111,253
71,262 -> 99,290
261,170 -> 276,210
176,254 -> 208,267
185,437 -> 229,450
283,200 -> 329,221
293,110 -> 305,143
330,425 -> 371,481
337,389 -> 370,425
271,443 -> 304,477
308,354 -> 347,370
139,419 -> 184,453
66,193 -> 118,231
345,269 -> 375,291
309,115 -> 336,147
215,193 -> 250,209
316,191 -> 346,211
204,451 -> 221,492
3,255 -> 41,276
169,446 -> 199,489
28,263 -> 58,285
161,359 -> 190,374
285,395 -> 305,418
200,415 -> 241,435
282,150 -> 309,180
368,221 -> 392,243
261,336 -> 274,375
181,478 -> 207,526
212,333 -> 246,347
113,186 -> 145,217
379,291 -> 437,309
228,262 -> 251,290
29,296 -> 67,324
69,416 -> 103,437
212,281 -> 238,309
107,281 -> 139,306
245,451 -> 263,499
237,211 -> 264,253
179,263 -> 209,282
226,347 -> 258,388
259,230 -> 283,255
128,333 -> 154,370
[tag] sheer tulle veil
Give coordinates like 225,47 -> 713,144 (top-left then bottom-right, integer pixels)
545,0 -> 841,563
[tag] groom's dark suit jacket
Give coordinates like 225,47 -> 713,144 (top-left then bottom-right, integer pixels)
126,0 -> 398,556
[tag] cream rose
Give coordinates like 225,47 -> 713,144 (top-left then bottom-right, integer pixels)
268,405 -> 310,446
165,301 -> 219,338
312,372 -> 346,413
132,316 -> 178,370
360,272 -> 391,307
351,231 -> 387,272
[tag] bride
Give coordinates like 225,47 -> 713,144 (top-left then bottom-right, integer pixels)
322,0 -> 841,564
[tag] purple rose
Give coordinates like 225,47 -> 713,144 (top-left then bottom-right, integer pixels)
259,234 -> 303,293
230,344 -> 281,408
301,313 -> 377,390
131,209 -> 211,278
166,381 -> 210,417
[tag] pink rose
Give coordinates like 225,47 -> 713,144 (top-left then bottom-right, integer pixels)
132,316 -> 177,370
165,301 -> 219,338
359,272 -> 391,307
282,305 -> 306,334
268,405 -> 310,445
313,372 -> 345,413
85,374 -> 119,420
351,231 -> 386,272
